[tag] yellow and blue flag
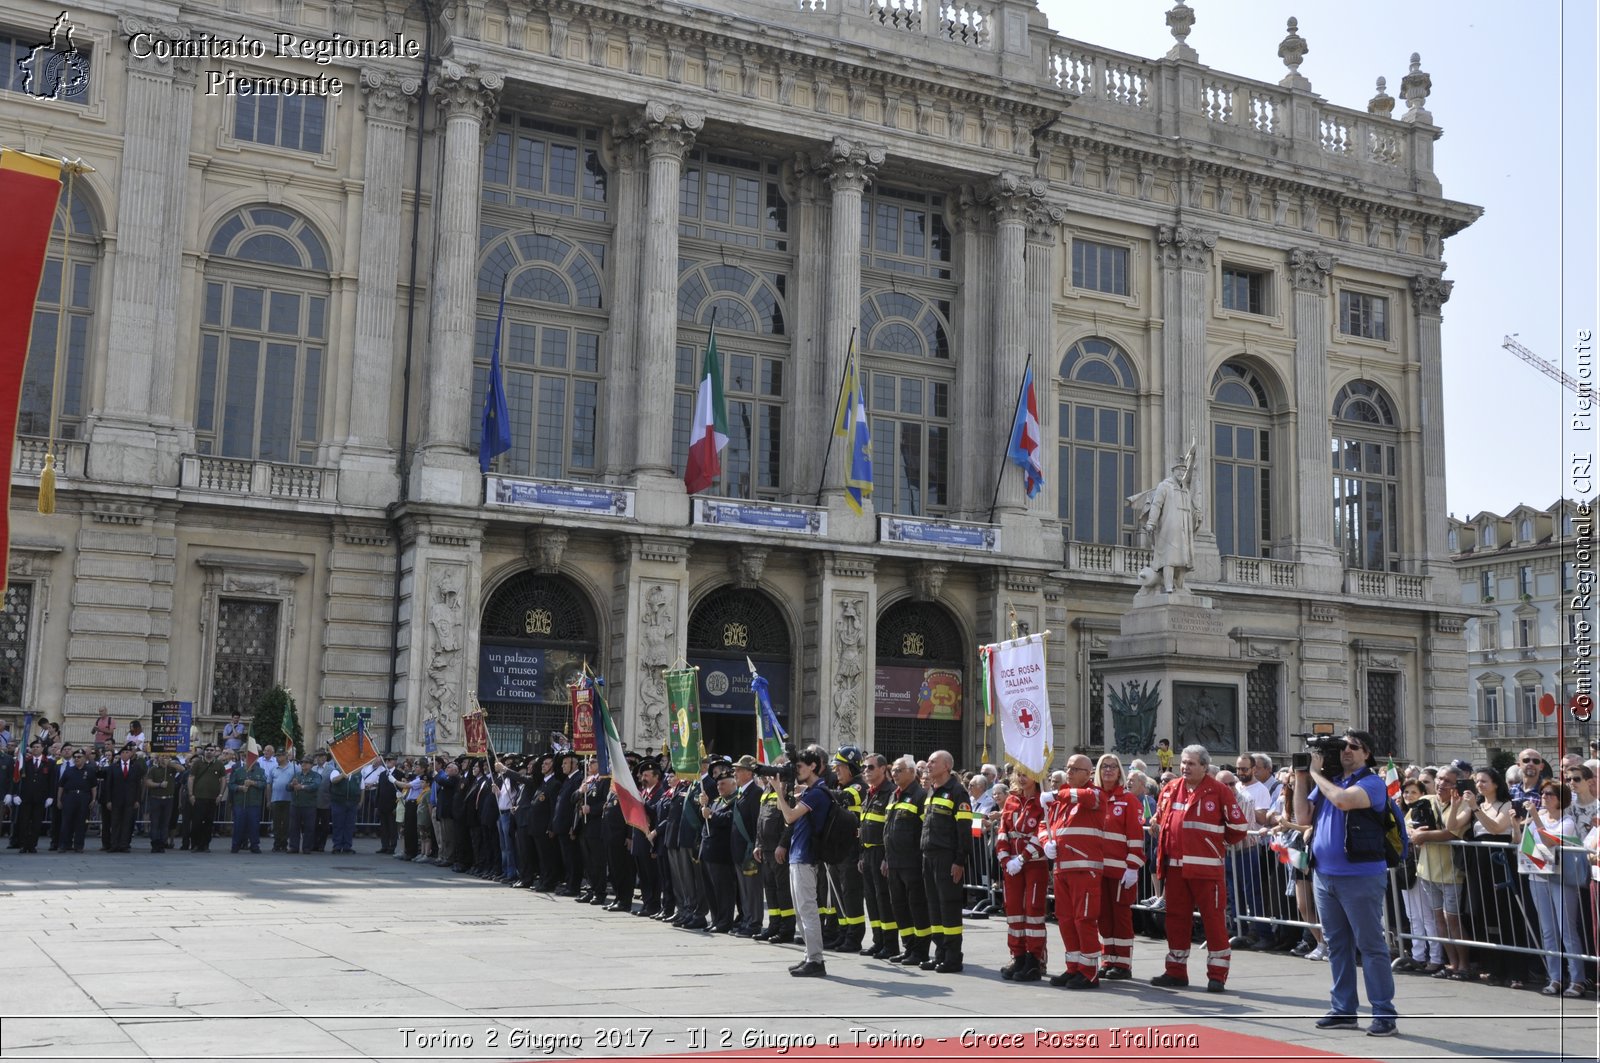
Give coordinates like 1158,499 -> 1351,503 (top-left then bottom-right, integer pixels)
832,339 -> 873,513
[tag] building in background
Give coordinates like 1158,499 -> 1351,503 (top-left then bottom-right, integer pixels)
1,0 -> 1479,763
1451,501 -> 1591,762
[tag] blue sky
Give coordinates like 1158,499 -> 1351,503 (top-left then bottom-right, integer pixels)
1036,0 -> 1596,519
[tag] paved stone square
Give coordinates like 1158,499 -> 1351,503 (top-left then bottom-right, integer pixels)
0,848 -> 1591,1062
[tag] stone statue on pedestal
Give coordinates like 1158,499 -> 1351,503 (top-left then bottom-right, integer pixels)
1128,440 -> 1203,596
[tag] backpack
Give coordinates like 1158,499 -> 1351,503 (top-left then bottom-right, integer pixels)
815,791 -> 859,865
1342,769 -> 1408,868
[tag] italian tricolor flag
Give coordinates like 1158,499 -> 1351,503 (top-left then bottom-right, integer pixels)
683,325 -> 728,495
594,679 -> 651,836
1384,759 -> 1401,799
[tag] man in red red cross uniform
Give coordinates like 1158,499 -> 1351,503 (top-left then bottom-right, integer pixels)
1039,754 -> 1105,989
995,772 -> 1048,982
1151,744 -> 1248,993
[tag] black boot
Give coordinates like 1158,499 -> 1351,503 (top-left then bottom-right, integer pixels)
898,939 -> 927,965
1015,952 -> 1042,982
875,933 -> 900,960
858,928 -> 880,956
1000,954 -> 1020,980
921,942 -> 944,971
767,917 -> 795,945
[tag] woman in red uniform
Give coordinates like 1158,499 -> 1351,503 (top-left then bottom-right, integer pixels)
1094,753 -> 1145,980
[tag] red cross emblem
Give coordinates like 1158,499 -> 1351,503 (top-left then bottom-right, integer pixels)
1017,706 -> 1034,729
1012,698 -> 1042,738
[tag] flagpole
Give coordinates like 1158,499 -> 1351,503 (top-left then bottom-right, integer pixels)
813,327 -> 858,508
988,352 -> 1034,524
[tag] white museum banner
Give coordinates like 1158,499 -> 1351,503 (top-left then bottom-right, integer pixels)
986,633 -> 1052,782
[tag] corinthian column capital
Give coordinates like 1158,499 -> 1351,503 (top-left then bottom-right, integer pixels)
429,59 -> 502,123
821,136 -> 885,195
629,100 -> 704,161
361,69 -> 421,126
1287,246 -> 1338,293
120,15 -> 191,78
1410,275 -> 1453,316
1025,200 -> 1066,246
985,170 -> 1047,224
1157,223 -> 1218,270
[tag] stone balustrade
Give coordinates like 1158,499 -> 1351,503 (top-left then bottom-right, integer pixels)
12,436 -> 88,479
1063,540 -> 1152,577
1343,569 -> 1428,601
1219,555 -> 1300,590
180,455 -> 339,502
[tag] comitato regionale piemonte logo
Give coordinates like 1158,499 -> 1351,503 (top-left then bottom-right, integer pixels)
18,12 -> 90,102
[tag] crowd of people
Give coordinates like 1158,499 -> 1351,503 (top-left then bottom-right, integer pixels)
4,713 -> 1598,1021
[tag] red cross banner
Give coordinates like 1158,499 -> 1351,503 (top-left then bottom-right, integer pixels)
986,633 -> 1052,783
0,149 -> 65,592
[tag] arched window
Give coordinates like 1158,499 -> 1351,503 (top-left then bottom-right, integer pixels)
472,233 -> 608,479
1210,361 -> 1275,558
19,183 -> 99,442
860,289 -> 953,516
1058,338 -> 1138,544
1331,379 -> 1401,572
672,262 -> 789,498
197,207 -> 330,464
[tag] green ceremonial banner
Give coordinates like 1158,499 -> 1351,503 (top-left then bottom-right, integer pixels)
665,667 -> 705,777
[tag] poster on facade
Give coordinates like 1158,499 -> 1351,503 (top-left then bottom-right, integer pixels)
462,708 -> 489,759
692,498 -> 826,536
569,677 -> 596,756
664,667 -> 706,775
150,700 -> 193,754
873,666 -> 963,720
880,515 -> 1000,552
690,657 -> 789,717
423,718 -> 437,755
486,475 -> 634,518
478,644 -> 544,702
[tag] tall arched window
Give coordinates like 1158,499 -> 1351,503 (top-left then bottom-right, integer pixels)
473,233 -> 608,479
1211,361 -> 1275,558
197,207 -> 330,464
860,289 -> 953,515
1331,379 -> 1401,572
19,184 -> 99,442
672,262 -> 788,498
1058,338 -> 1138,544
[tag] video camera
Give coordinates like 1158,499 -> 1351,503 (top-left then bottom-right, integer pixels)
1290,732 -> 1348,772
750,738 -> 801,786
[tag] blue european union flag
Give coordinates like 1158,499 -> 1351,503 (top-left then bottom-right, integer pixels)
479,277 -> 512,474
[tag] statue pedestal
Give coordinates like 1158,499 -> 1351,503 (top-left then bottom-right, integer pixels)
1100,591 -> 1253,764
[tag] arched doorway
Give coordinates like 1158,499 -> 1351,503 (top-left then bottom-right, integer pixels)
478,571 -> 599,754
874,599 -> 965,761
687,586 -> 791,758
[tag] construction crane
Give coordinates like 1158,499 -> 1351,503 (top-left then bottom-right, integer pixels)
1502,334 -> 1585,394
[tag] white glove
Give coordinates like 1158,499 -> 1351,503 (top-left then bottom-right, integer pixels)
1005,856 -> 1023,876
1068,789 -> 1079,805
1120,868 -> 1139,889
4,794 -> 15,806
1043,839 -> 1057,861
45,798 -> 53,809
1039,790 -> 1056,806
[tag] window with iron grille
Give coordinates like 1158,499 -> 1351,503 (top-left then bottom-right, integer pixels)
211,599 -> 279,716
874,716 -> 963,765
1365,671 -> 1399,759
0,583 -> 33,706
1071,239 -> 1129,295
1246,663 -> 1281,754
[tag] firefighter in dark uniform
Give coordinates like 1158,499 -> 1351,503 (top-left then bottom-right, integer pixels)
920,748 -> 974,973
882,754 -> 931,965
823,746 -> 867,952
754,773 -> 795,943
857,753 -> 898,958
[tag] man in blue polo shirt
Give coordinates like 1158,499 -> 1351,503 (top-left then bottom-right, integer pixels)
775,744 -> 832,978
1293,728 -> 1396,1038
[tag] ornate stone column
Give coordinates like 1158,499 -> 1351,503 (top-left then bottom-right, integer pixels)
91,17 -> 195,486
629,102 -> 702,489
1156,223 -> 1219,580
987,172 -> 1043,520
806,553 -> 877,752
601,126 -> 646,481
781,159 -> 829,502
342,70 -> 419,505
611,536 -> 690,749
1411,275 -> 1454,591
948,187 -> 989,518
818,138 -> 882,515
414,61 -> 500,505
1287,247 -> 1343,591
1026,200 -> 1064,544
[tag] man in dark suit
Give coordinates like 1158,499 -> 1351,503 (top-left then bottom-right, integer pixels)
56,750 -> 98,852
732,755 -> 766,936
552,753 -> 584,895
631,759 -> 665,916
578,761 -> 609,904
102,745 -> 147,852
528,754 -> 565,891
369,756 -> 400,854
14,740 -> 54,853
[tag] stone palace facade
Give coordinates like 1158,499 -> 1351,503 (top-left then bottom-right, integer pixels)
1,0 -> 1481,764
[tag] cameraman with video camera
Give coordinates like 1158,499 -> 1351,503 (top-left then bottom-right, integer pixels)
1293,729 -> 1397,1038
775,744 -> 832,978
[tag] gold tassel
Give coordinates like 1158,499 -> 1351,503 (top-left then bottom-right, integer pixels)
37,452 -> 56,514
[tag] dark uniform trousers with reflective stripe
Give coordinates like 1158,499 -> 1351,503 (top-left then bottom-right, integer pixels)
922,848 -> 964,956
860,843 -> 893,949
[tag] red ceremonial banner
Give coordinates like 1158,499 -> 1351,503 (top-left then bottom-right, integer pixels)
571,680 -> 596,755
462,709 -> 489,758
0,150 -> 65,594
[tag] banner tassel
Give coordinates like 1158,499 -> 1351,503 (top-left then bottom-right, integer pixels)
37,452 -> 55,514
